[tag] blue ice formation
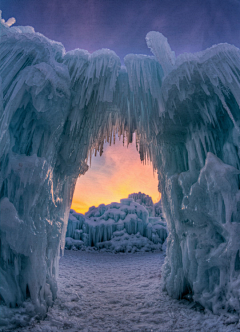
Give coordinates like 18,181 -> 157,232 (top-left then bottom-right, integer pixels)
1,12 -> 240,320
65,197 -> 167,252
128,192 -> 162,217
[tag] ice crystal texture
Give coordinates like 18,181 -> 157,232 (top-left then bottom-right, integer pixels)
1,16 -> 240,317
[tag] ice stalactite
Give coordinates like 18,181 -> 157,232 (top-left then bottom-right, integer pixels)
1,14 -> 240,320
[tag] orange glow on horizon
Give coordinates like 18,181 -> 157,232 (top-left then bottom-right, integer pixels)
71,135 -> 161,214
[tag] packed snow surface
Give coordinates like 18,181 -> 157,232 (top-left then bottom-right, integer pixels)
7,250 -> 240,332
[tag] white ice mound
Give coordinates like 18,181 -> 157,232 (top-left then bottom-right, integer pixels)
65,199 -> 168,252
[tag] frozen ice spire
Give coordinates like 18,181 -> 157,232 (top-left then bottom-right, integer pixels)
0,11 -> 16,27
146,31 -> 175,77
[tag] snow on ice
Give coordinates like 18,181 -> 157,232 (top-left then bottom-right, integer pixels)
1,11 -> 240,327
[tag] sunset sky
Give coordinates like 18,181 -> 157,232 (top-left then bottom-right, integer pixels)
72,136 -> 161,214
2,0 -> 239,213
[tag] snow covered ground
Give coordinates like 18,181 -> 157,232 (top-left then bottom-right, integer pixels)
8,250 -> 239,332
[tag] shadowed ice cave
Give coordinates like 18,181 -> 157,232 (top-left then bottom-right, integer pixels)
1,17 -> 240,321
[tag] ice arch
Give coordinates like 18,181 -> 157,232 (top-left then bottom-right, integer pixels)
1,21 -> 240,316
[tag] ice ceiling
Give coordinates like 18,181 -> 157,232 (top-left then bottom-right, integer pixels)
1,19 -> 240,317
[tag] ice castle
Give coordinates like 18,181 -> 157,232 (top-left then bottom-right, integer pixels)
1,17 -> 240,316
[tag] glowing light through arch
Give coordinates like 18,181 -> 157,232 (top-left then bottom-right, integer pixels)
71,135 -> 160,213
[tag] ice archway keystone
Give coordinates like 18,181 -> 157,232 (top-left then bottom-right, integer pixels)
1,21 -> 240,316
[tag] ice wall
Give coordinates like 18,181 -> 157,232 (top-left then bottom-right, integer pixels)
65,198 -> 167,250
1,15 -> 240,317
67,199 -> 149,246
154,43 -> 240,313
0,19 -> 121,316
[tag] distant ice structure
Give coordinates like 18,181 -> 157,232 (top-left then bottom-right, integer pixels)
65,198 -> 167,252
1,10 -> 240,320
96,229 -> 163,253
154,200 -> 163,218
128,192 -> 154,206
128,191 -> 163,217
128,192 -> 155,216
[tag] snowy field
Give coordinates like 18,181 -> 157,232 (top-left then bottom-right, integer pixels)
8,250 -> 239,332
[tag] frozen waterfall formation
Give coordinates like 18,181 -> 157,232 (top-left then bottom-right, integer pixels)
65,197 -> 167,253
1,18 -> 240,316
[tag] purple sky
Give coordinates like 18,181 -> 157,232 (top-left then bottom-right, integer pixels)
2,0 -> 240,60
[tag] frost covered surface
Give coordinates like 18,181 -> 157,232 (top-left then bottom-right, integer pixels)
1,12 -> 240,318
162,152 -> 240,313
9,251 -> 240,332
0,18 -> 121,316
156,42 -> 240,313
65,198 -> 167,253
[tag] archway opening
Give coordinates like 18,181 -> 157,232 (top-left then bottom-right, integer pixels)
72,133 -> 161,214
66,132 -> 167,253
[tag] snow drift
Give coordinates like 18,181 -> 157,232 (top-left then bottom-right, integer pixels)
1,14 -> 240,318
